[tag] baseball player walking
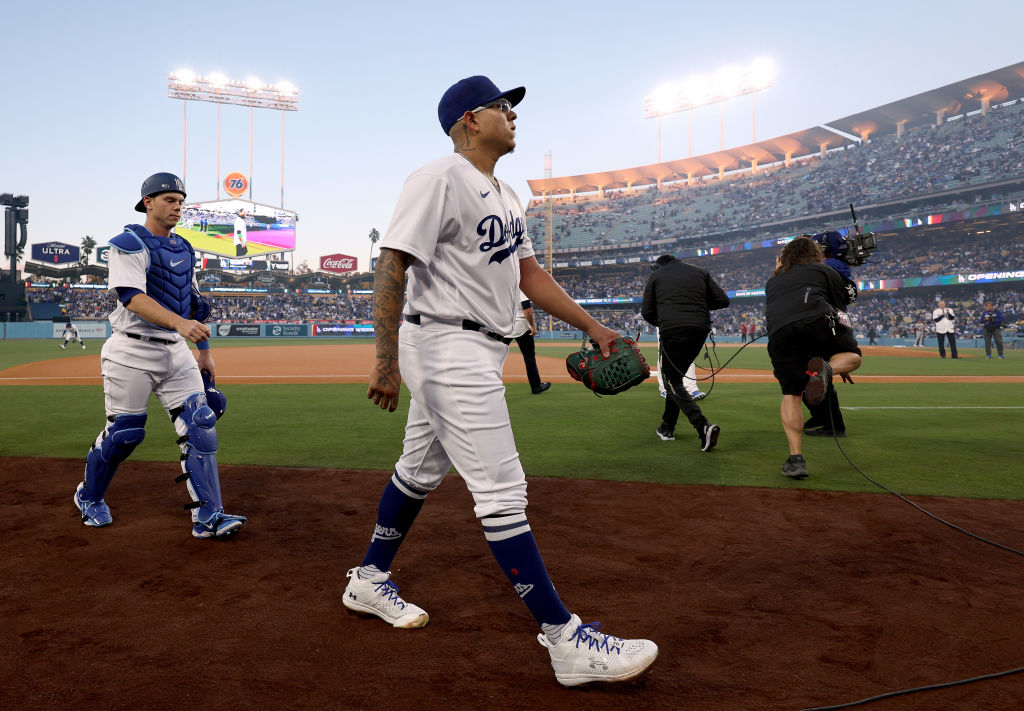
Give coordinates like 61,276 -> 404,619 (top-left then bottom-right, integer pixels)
60,321 -> 86,349
72,172 -> 246,540
347,75 -> 657,687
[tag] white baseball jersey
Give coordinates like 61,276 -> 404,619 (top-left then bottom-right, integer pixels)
233,215 -> 247,246
63,324 -> 79,338
510,290 -> 531,338
381,153 -> 534,335
932,306 -> 955,334
107,240 -> 196,342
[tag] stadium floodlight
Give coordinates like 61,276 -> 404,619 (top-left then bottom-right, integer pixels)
644,56 -> 775,118
644,57 -> 775,160
173,68 -> 196,85
167,71 -> 300,207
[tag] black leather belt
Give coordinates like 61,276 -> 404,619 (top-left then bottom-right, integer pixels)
406,314 -> 512,345
124,332 -> 175,345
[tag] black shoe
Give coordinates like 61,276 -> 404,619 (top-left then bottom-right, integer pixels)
531,382 -> 551,394
803,358 -> 832,406
781,455 -> 808,479
699,423 -> 720,452
656,425 -> 675,441
804,427 -> 846,437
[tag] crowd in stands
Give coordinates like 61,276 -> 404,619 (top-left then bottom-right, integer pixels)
526,100 -> 1024,253
27,225 -> 1023,336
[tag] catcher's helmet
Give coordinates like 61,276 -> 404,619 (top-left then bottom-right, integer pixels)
200,369 -> 226,420
135,172 -> 186,213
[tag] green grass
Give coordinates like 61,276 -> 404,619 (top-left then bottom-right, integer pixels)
3,371 -> 1022,499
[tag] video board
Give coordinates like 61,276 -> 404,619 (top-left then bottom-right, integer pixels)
176,199 -> 296,258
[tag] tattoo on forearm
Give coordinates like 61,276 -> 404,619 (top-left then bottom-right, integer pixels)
372,249 -> 409,365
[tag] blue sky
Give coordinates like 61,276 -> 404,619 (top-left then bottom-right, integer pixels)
3,0 -> 1021,271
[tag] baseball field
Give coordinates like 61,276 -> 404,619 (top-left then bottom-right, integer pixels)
2,337 -> 1024,710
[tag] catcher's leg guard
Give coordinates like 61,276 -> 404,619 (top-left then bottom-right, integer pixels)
77,413 -> 148,527
171,393 -> 246,539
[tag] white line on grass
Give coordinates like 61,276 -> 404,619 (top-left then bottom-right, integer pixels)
845,406 -> 1024,410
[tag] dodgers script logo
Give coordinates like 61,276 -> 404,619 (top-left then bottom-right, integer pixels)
477,211 -> 524,264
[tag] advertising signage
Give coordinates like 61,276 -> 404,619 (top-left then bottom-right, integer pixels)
31,242 -> 80,264
320,253 -> 358,274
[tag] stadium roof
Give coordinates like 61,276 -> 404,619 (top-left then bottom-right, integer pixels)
527,126 -> 853,196
826,61 -> 1024,140
528,61 -> 1024,197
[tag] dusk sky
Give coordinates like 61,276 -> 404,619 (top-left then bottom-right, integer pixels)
4,0 -> 1022,271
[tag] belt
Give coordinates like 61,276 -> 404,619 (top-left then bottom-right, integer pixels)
406,314 -> 512,345
124,332 -> 176,345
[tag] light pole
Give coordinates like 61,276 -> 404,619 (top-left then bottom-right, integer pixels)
168,71 -> 299,204
644,57 -> 775,162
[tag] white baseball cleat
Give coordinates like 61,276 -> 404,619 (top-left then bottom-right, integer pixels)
538,613 -> 658,686
342,567 -> 429,629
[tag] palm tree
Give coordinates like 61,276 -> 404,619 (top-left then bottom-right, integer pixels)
368,228 -> 381,271
80,235 -> 97,265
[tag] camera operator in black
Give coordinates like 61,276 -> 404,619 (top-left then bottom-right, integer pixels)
804,231 -> 859,437
642,254 -> 729,452
766,237 -> 862,479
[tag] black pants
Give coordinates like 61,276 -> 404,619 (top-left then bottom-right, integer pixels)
515,333 -> 542,391
660,327 -> 709,432
984,329 -> 1004,357
936,332 -> 958,358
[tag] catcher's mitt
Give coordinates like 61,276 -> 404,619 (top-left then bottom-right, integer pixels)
565,336 -> 650,396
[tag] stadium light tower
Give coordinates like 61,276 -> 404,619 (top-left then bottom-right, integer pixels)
168,71 -> 300,206
644,57 -> 775,160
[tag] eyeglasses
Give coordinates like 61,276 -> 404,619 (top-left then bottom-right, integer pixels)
471,98 -> 512,113
459,98 -> 513,122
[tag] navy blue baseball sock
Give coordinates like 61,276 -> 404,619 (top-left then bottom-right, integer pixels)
359,473 -> 427,575
482,513 -> 572,629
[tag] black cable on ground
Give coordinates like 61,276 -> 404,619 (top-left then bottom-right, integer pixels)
797,395 -> 1024,710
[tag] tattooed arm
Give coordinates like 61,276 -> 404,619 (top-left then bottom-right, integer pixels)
367,247 -> 413,412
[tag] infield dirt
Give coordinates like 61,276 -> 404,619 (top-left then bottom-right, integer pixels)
3,456 -> 1024,710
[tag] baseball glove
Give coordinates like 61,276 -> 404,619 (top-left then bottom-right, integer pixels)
565,336 -> 650,396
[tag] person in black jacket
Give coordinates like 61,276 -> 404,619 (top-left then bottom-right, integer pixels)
765,237 -> 862,480
642,254 -> 729,451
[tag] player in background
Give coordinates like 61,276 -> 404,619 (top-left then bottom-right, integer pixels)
73,172 -> 246,540
511,289 -> 551,394
233,210 -> 248,257
346,75 -> 658,687
60,321 -> 85,350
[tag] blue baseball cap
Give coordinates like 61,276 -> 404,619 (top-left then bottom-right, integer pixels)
437,76 -> 525,135
135,172 -> 186,213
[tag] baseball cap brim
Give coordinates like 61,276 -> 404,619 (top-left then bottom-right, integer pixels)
135,191 -> 186,213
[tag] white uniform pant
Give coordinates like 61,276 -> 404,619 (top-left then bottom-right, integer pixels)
100,333 -> 202,416
395,321 -> 527,519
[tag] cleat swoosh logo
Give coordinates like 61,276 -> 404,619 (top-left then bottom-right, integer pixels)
479,190 -> 490,199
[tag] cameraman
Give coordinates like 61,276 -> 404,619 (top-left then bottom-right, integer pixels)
803,231 -> 858,437
765,236 -> 862,480
980,301 -> 1006,359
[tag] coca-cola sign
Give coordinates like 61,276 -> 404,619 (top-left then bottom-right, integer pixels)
320,253 -> 358,274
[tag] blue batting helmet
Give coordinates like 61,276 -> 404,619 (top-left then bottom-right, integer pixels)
135,172 -> 186,213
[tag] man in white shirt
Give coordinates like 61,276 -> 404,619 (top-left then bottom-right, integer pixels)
511,290 -> 550,394
345,75 -> 657,687
931,299 -> 959,359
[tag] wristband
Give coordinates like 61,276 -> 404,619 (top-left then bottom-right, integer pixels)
197,340 -> 210,351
